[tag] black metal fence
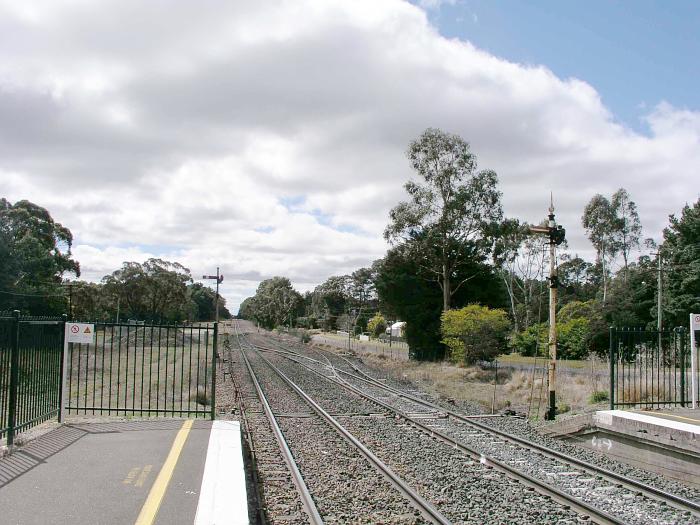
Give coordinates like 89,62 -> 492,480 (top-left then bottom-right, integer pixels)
2,313 -> 217,446
609,327 -> 695,409
64,322 -> 217,419
1,312 -> 64,445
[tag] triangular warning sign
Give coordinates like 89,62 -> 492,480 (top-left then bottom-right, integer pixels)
83,326 -> 92,333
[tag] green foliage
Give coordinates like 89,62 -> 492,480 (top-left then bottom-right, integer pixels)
375,237 -> 506,361
0,198 -> 80,314
101,259 -> 193,322
558,299 -> 607,354
299,329 -> 311,343
662,199 -> 700,327
511,323 -> 548,357
384,128 -> 503,311
590,390 -> 609,403
441,305 -> 510,364
512,316 -> 593,360
241,276 -> 302,329
557,318 -> 591,360
367,313 -> 387,337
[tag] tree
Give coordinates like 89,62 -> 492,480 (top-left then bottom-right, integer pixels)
611,188 -> 642,279
187,282 -> 231,321
661,199 -> 700,327
246,277 -> 302,329
385,128 -> 503,311
492,219 -> 547,331
557,255 -> 596,304
0,198 -> 80,314
375,236 -> 505,360
102,259 -> 192,322
309,275 -> 349,329
582,195 -> 619,303
441,305 -> 510,364
367,313 -> 387,337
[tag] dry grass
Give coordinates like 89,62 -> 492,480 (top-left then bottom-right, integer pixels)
66,338 -> 213,416
342,350 -> 611,419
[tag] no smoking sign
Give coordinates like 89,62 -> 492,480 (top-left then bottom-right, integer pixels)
66,322 -> 95,344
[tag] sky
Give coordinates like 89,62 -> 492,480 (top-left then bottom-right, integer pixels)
1,0 -> 698,313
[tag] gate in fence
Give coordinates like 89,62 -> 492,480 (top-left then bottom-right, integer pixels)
63,321 -> 217,419
609,326 -> 696,409
1,311 -> 64,446
1,312 -> 217,446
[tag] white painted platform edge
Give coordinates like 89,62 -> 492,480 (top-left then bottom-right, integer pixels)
195,420 -> 249,525
596,410 -> 700,435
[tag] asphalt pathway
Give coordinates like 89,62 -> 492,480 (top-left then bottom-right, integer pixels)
0,419 -> 246,525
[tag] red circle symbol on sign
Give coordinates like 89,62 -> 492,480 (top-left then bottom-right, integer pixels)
71,325 -> 79,333
695,315 -> 700,323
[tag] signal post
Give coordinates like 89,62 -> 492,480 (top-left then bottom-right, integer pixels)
530,198 -> 566,420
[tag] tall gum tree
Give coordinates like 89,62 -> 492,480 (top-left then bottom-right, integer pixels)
384,128 -> 503,311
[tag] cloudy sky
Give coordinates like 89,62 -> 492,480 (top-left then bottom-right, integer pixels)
2,1 -> 699,312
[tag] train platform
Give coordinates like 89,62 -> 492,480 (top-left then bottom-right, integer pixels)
548,408 -> 700,489
594,408 -> 700,454
0,419 -> 249,525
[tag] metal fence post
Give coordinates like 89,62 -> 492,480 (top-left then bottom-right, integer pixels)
7,310 -> 21,446
679,328 -> 687,407
609,326 -> 615,411
211,322 -> 217,420
58,314 -> 68,423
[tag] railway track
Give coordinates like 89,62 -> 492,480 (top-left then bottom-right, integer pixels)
236,326 -> 587,524
230,321 -> 448,524
225,324 -> 316,524
250,330 -> 700,525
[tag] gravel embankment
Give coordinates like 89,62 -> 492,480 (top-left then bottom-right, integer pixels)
265,350 -> 584,525
245,347 -> 429,524
257,335 -> 700,524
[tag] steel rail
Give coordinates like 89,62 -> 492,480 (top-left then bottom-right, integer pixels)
250,347 -> 453,525
233,325 -> 325,525
259,337 -> 700,516
226,325 -> 268,525
254,335 -> 700,523
256,341 -> 624,525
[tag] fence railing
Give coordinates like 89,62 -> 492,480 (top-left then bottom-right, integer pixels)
1,312 -> 65,445
2,314 -> 218,446
609,327 -> 694,409
64,322 -> 217,419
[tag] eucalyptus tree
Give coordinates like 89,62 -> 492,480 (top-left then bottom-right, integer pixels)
611,188 -> 642,278
102,258 -> 192,322
582,194 -> 619,303
384,128 -> 503,311
0,198 -> 80,313
492,218 -> 547,331
249,276 -> 302,329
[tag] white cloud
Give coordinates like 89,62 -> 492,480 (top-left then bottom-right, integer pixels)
1,0 -> 698,312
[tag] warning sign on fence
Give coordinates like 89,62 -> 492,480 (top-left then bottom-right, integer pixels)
691,314 -> 700,331
66,323 -> 95,344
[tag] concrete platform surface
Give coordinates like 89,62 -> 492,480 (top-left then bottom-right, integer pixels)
0,419 -> 248,525
595,409 -> 700,452
631,408 -> 700,428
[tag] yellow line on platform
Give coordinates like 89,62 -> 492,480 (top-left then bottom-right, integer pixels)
658,414 -> 700,424
135,420 -> 193,525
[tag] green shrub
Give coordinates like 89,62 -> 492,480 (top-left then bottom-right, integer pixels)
558,318 -> 591,360
589,390 -> 609,404
511,323 -> 548,357
511,318 -> 592,360
299,329 -> 311,344
367,313 -> 387,338
441,305 -> 510,365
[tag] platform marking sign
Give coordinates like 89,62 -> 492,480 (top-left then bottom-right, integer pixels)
691,314 -> 699,409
